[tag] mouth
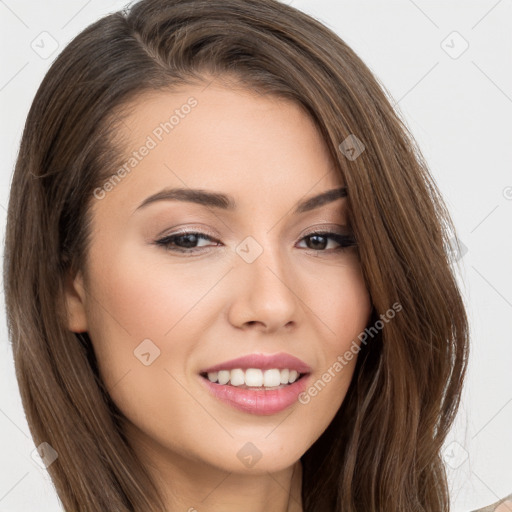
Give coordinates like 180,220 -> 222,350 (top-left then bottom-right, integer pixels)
199,368 -> 309,390
197,352 -> 312,415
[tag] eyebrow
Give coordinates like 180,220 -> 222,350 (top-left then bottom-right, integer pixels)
133,186 -> 347,215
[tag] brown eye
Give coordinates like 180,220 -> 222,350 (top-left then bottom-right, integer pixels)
298,231 -> 356,252
155,232 -> 220,253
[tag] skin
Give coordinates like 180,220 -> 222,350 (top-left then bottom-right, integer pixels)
64,79 -> 372,512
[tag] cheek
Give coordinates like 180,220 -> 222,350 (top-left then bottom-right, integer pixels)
308,258 -> 372,348
86,242 -> 224,348
83,247 -> 216,446
84,241 -> 233,411
298,262 -> 371,417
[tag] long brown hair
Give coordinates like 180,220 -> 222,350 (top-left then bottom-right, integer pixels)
3,0 -> 469,510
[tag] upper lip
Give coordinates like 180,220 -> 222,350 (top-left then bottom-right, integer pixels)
200,352 -> 312,374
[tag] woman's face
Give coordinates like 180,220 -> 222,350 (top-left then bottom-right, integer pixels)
65,81 -> 372,477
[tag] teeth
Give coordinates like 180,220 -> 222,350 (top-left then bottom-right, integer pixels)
230,369 -> 245,386
263,369 -> 281,387
245,368 -> 263,387
205,368 -> 302,387
217,370 -> 230,385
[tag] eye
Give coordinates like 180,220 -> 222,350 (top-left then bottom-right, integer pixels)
296,231 -> 356,252
154,231 -> 220,253
154,229 -> 357,254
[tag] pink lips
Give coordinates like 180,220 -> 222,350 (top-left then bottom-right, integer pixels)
200,375 -> 311,415
200,352 -> 312,374
199,352 -> 312,415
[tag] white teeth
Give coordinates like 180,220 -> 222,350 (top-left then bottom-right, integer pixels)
229,368 -> 245,386
263,369 -> 281,387
205,368 -> 303,387
245,368 -> 263,387
217,370 -> 230,385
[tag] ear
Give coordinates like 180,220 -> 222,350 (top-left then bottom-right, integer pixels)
63,268 -> 89,333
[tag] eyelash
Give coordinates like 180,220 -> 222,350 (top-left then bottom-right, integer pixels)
154,230 -> 356,254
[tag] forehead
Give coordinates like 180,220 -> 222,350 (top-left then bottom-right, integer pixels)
93,83 -> 343,217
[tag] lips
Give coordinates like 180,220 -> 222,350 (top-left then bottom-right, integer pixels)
199,352 -> 312,374
199,371 -> 311,415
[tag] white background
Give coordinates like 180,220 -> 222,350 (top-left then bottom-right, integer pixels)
1,1 -> 511,510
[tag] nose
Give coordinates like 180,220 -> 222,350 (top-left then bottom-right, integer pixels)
226,242 -> 300,333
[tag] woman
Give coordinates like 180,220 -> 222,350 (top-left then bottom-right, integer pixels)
4,0 -> 499,510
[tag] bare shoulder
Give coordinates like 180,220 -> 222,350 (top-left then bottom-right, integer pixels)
471,493 -> 512,512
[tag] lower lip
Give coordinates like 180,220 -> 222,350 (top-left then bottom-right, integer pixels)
199,374 -> 310,415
